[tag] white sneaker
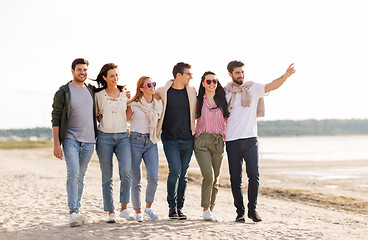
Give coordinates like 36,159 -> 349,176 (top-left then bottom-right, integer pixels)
211,212 -> 218,222
202,210 -> 214,221
69,212 -> 87,227
135,213 -> 143,222
120,209 -> 134,221
106,213 -> 116,223
144,208 -> 159,220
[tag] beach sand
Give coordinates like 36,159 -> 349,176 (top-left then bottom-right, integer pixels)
0,147 -> 367,240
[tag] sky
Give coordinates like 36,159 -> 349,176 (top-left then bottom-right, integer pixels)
0,0 -> 367,129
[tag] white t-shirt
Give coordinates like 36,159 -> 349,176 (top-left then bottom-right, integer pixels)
129,104 -> 153,134
225,83 -> 266,141
95,89 -> 128,133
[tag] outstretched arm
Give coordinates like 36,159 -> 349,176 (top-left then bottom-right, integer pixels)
265,63 -> 295,93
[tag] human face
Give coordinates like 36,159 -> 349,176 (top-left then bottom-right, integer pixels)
202,74 -> 218,93
140,78 -> 155,96
229,67 -> 244,86
71,64 -> 88,83
103,68 -> 119,88
180,68 -> 193,86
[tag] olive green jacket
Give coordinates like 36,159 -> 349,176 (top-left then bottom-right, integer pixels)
51,81 -> 97,144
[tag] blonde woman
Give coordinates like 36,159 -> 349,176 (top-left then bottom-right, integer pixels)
127,76 -> 163,222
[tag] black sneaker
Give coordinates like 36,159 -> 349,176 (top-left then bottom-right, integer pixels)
169,207 -> 179,219
235,213 -> 245,223
248,210 -> 262,222
177,209 -> 187,220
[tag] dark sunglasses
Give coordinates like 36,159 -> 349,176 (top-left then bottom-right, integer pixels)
143,82 -> 156,88
205,79 -> 218,85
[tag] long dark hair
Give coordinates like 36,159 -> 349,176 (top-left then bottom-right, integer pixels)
94,63 -> 125,93
196,71 -> 229,119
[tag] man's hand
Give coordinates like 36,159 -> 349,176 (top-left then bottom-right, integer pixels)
96,114 -> 103,122
284,63 -> 296,79
54,145 -> 63,160
125,87 -> 131,99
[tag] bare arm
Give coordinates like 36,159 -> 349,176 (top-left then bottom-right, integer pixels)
52,126 -> 63,160
126,106 -> 133,121
265,63 -> 295,93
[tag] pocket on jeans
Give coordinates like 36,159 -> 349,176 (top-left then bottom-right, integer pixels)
194,136 -> 204,151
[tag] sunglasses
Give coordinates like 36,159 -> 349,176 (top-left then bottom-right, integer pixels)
143,82 -> 156,88
205,79 -> 218,85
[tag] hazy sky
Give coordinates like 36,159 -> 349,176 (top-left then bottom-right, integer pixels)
1,0 -> 367,129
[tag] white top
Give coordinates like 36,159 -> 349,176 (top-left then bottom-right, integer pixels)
95,89 -> 128,133
129,104 -> 153,134
225,83 -> 266,141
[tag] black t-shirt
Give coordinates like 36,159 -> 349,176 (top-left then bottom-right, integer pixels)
161,87 -> 193,141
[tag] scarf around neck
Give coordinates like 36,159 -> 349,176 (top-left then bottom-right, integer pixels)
129,97 -> 163,144
224,81 -> 265,117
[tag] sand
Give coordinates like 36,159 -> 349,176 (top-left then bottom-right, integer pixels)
0,147 -> 367,240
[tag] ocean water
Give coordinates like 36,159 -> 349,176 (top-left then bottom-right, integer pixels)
258,135 -> 368,161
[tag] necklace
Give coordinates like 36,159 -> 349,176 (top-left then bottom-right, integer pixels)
104,90 -> 122,114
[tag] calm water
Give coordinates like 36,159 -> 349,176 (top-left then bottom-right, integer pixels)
258,135 -> 368,161
158,135 -> 368,186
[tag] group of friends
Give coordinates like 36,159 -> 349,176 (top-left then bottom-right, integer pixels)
51,58 -> 295,227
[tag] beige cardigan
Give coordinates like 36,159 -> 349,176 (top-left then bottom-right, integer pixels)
155,80 -> 197,138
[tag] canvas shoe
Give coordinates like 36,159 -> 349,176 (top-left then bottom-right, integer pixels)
120,209 -> 135,221
106,213 -> 116,223
69,212 -> 87,227
135,213 -> 143,222
248,210 -> 262,222
177,209 -> 187,220
235,213 -> 245,223
211,212 -> 218,222
144,208 -> 159,220
202,210 -> 214,221
169,207 -> 179,219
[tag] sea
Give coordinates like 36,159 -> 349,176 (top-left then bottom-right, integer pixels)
258,135 -> 368,161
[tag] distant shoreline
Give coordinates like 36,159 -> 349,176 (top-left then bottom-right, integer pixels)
1,119 -> 368,140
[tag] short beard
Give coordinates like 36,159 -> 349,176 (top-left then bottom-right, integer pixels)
232,78 -> 243,86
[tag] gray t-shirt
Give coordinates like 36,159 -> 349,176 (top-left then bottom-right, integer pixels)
65,82 -> 95,143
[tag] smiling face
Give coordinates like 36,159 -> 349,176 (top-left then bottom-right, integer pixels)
229,66 -> 244,86
103,68 -> 119,88
140,78 -> 156,96
202,74 -> 218,93
71,64 -> 88,83
176,68 -> 193,86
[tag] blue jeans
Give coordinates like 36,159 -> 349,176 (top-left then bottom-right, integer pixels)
62,138 -> 94,214
163,139 -> 193,209
226,137 -> 259,214
96,131 -> 132,212
130,132 -> 159,210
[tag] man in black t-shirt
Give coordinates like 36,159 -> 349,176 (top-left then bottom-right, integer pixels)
155,62 -> 197,220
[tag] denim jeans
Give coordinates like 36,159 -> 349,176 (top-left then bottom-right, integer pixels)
163,139 -> 194,209
96,131 -> 132,212
130,132 -> 159,211
62,138 -> 94,214
226,137 -> 259,214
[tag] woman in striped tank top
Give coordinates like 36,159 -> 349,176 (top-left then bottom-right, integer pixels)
194,71 -> 229,222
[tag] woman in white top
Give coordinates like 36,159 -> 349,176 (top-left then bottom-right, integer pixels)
95,63 -> 134,223
126,76 -> 163,222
